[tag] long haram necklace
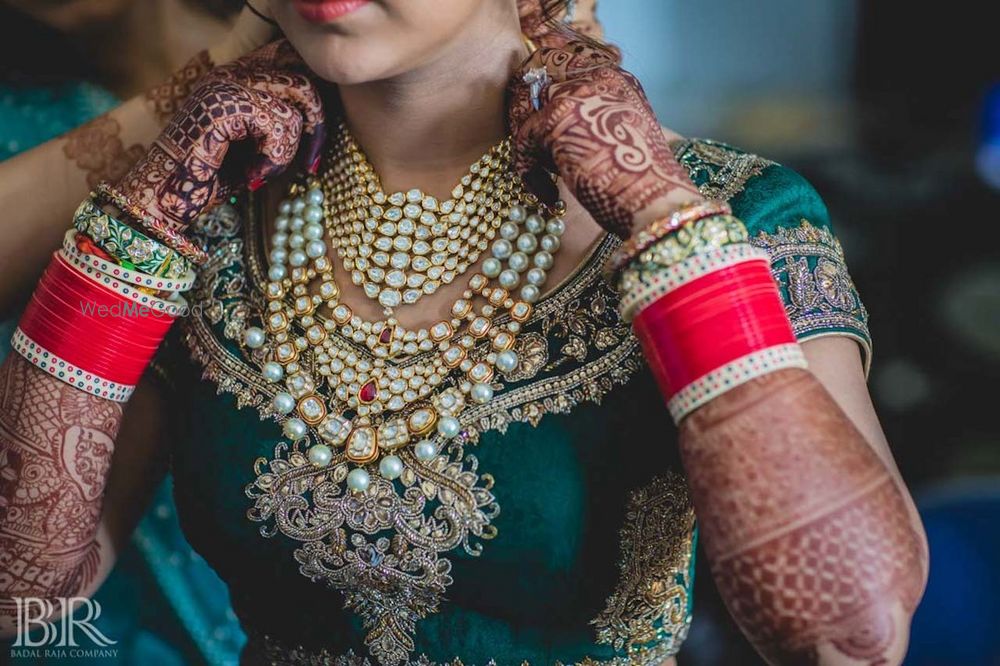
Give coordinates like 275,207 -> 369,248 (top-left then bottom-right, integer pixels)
247,126 -> 566,491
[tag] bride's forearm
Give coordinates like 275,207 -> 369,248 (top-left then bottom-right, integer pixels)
678,369 -> 927,665
0,353 -> 123,630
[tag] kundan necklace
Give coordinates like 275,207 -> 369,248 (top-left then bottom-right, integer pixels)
244,123 -> 567,491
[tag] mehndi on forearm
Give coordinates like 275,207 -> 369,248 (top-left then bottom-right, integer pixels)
617,208 -> 927,665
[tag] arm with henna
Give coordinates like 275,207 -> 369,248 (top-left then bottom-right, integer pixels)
508,43 -> 928,665
0,41 -> 326,637
0,6 -> 276,316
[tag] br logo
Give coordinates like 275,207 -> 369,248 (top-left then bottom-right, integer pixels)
12,597 -> 117,648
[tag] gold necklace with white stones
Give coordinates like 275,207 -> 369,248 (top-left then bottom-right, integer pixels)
243,131 -> 567,491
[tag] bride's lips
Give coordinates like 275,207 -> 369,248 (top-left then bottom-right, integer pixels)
292,0 -> 370,23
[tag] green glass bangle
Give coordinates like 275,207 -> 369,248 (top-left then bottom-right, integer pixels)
73,197 -> 192,279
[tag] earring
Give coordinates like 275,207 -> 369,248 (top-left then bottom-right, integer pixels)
564,0 -> 577,23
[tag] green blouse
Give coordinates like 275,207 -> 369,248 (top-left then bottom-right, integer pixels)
157,139 -> 871,665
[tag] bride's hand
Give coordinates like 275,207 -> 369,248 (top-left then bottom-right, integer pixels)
117,40 -> 326,233
507,41 -> 700,238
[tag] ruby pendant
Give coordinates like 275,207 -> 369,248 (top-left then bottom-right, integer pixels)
359,380 -> 378,404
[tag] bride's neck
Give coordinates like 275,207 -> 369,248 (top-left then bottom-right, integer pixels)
335,7 -> 527,197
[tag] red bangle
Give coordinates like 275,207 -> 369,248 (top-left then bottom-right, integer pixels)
632,256 -> 807,421
14,252 -> 179,398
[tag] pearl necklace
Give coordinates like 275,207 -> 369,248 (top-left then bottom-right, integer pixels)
322,123 -> 519,314
244,139 -> 566,492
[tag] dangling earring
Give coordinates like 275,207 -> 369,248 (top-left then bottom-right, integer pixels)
563,0 -> 577,23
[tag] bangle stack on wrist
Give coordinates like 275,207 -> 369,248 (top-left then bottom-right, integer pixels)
615,202 -> 807,423
11,196 -> 197,401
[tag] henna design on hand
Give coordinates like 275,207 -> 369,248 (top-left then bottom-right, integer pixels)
0,354 -> 122,617
145,50 -> 215,125
679,370 -> 927,665
508,42 -> 700,238
62,116 -> 147,190
118,40 -> 327,233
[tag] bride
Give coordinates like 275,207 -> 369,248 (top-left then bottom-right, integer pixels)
0,1 -> 927,664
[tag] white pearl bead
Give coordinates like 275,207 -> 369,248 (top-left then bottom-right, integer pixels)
534,251 -> 554,270
263,362 -> 284,382
291,198 -> 306,214
414,440 -> 437,461
272,392 -> 295,414
303,205 -> 323,224
244,326 -> 266,348
437,416 -> 461,439
546,218 -> 566,236
508,252 -> 529,273
269,248 -> 288,265
290,216 -> 305,231
509,205 -> 527,222
482,257 -> 502,278
525,214 -> 545,234
272,232 -> 288,247
282,417 -> 308,440
499,222 -> 519,240
347,468 -> 371,492
288,233 -> 304,249
307,444 -> 332,467
306,188 -> 324,205
278,201 -> 292,215
520,284 -> 540,303
268,265 -> 287,281
498,269 -> 519,288
526,268 -> 547,286
306,240 -> 327,259
303,223 -> 323,240
289,249 -> 308,267
379,455 -> 404,480
540,234 -> 560,252
491,239 -> 513,259
471,382 -> 494,404
496,350 -> 519,373
275,215 -> 290,231
516,233 -> 538,253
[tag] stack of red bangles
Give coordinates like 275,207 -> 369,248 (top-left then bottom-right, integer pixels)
11,194 -> 199,401
613,201 -> 807,423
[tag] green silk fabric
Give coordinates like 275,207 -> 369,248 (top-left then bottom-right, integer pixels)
159,140 -> 870,665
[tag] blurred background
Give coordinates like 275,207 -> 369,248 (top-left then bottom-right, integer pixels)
2,0 -> 998,664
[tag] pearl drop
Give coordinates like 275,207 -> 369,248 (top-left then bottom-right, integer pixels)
546,218 -> 566,236
520,284 -> 540,303
498,269 -> 519,288
269,248 -> 288,265
526,268 -> 547,286
305,188 -> 325,205
496,350 -> 519,373
540,234 -> 560,252
303,205 -> 323,224
516,233 -> 538,253
303,223 -> 323,240
283,417 -> 308,440
289,249 -> 308,267
379,455 -> 404,480
508,252 -> 529,273
437,415 -> 461,439
491,239 -> 513,259
499,222 -> 519,240
471,382 -> 494,404
509,205 -> 527,222
414,440 -> 438,461
268,265 -> 287,281
347,468 -> 371,492
263,362 -> 284,382
272,392 -> 295,414
482,257 -> 502,278
534,251 -> 554,270
244,326 -> 266,348
307,444 -> 332,467
525,214 -> 545,233
306,240 -> 327,258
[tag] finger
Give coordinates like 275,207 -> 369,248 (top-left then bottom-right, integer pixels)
247,70 -> 326,143
241,98 -> 305,187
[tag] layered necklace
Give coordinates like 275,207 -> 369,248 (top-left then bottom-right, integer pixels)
246,123 -> 566,492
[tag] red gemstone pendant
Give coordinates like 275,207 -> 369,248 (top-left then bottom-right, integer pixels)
378,327 -> 394,345
359,380 -> 378,404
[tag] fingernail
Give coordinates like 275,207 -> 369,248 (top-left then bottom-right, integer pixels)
248,177 -> 266,192
308,155 -> 321,175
